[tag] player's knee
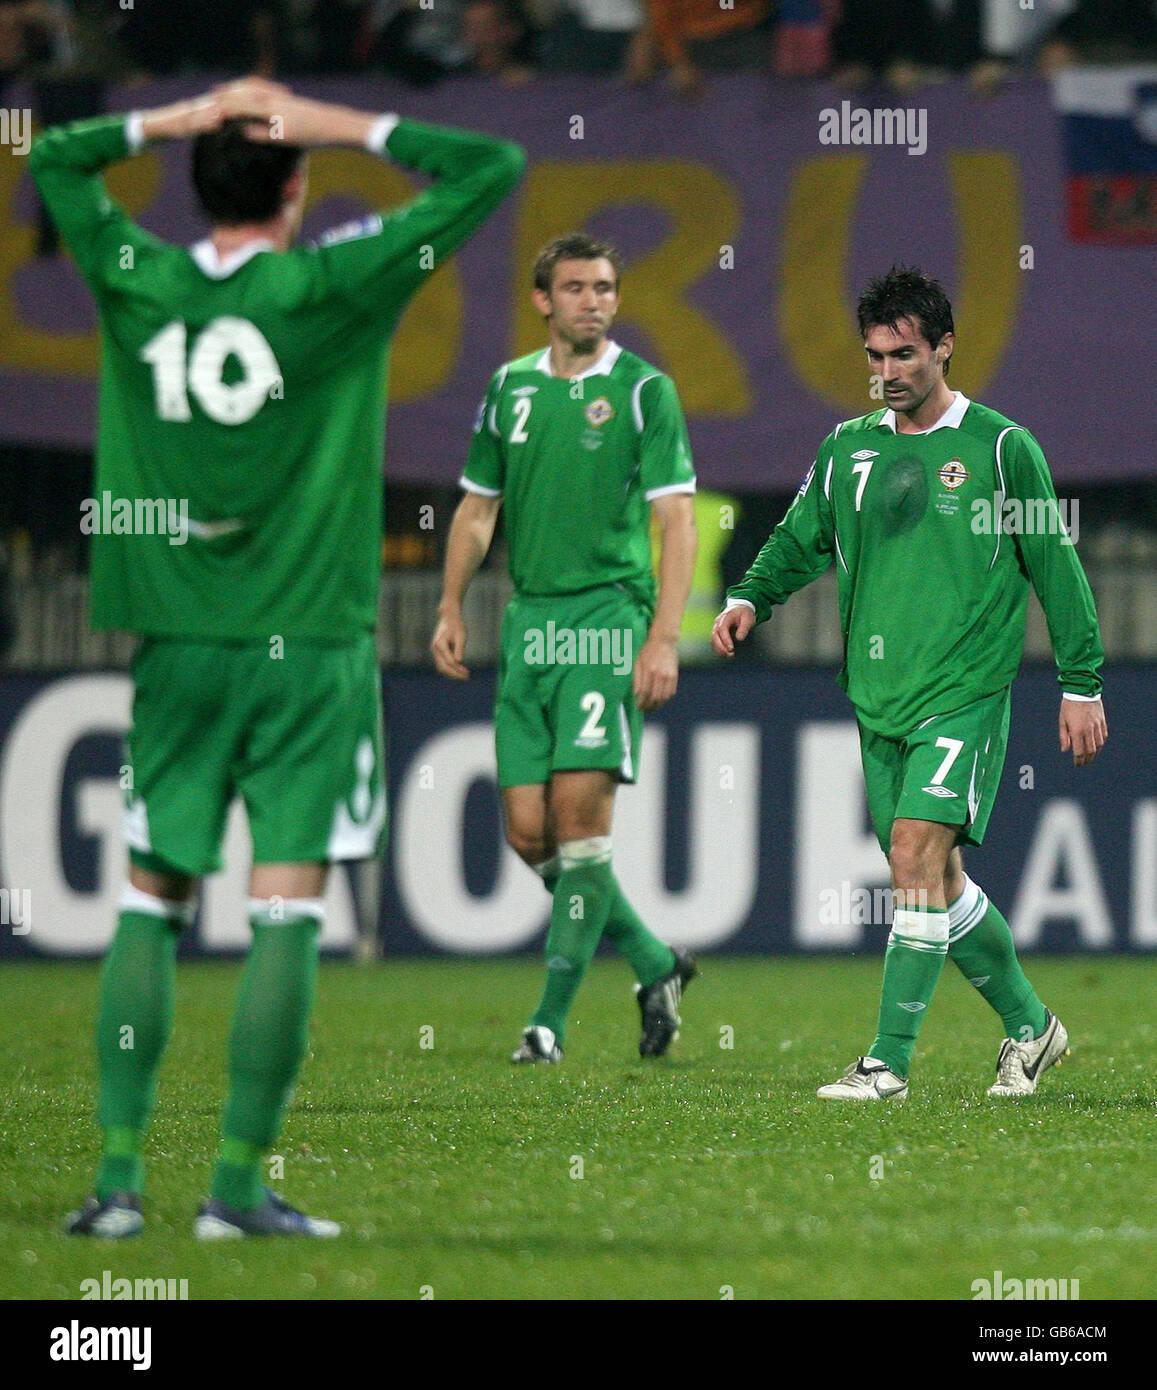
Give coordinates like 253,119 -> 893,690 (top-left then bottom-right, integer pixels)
505,822 -> 548,864
889,829 -> 947,890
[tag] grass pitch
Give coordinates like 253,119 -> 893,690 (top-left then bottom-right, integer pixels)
1,956 -> 1154,1301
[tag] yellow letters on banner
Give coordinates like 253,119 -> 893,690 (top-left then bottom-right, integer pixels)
780,152 -> 1022,413
0,143 -> 162,373
0,145 -> 460,399
514,161 -> 751,415
302,150 -> 461,402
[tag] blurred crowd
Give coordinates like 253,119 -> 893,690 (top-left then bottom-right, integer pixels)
1,1 -> 1156,100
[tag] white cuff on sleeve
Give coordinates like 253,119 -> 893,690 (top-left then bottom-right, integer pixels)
724,596 -> 756,613
459,475 -> 502,498
125,112 -> 147,153
1062,691 -> 1101,702
365,113 -> 401,155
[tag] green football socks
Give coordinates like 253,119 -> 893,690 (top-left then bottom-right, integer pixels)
868,906 -> 950,1079
529,840 -> 617,1044
94,890 -> 189,1200
948,875 -> 1049,1041
536,855 -> 675,989
210,903 -> 321,1211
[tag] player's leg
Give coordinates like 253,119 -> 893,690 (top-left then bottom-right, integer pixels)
195,857 -> 339,1238
819,716 -> 961,1099
865,815 -> 956,1080
944,848 -> 1067,1095
518,769 -> 619,1053
503,784 -> 678,996
68,859 -> 197,1237
195,636 -> 382,1237
70,638 -> 232,1236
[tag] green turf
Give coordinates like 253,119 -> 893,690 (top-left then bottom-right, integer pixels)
1,956 -> 1153,1300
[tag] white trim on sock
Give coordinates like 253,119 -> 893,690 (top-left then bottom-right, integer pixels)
948,874 -> 989,942
558,837 -> 612,871
531,856 -> 560,880
889,907 -> 949,953
119,883 -> 196,926
248,897 -> 326,924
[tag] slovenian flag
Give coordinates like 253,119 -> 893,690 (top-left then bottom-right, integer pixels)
1054,66 -> 1157,244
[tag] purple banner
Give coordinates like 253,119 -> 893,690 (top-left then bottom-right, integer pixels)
3,75 -> 1152,488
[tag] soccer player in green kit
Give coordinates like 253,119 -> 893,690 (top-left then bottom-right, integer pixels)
431,233 -> 699,1063
713,267 -> 1108,1101
30,77 -> 523,1235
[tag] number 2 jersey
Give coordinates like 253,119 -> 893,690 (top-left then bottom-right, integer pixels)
29,112 -> 524,641
727,393 -> 1104,738
459,341 -> 696,616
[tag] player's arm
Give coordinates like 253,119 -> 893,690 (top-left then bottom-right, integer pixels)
633,374 -> 698,710
27,89 -> 234,291
712,441 -> 836,657
1001,429 -> 1108,766
224,86 -> 525,304
431,373 -> 507,680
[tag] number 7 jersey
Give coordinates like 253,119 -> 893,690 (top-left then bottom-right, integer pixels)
29,112 -> 524,641
727,393 -> 1104,738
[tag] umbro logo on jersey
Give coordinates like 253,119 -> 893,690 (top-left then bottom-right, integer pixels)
850,449 -> 879,461
938,459 -> 968,490
897,1001 -> 927,1013
585,397 -> 614,427
922,785 -> 958,798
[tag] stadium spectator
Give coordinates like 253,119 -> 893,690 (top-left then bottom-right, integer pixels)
537,0 -> 650,79
832,0 -> 1001,93
354,0 -> 469,85
1038,0 -> 1157,74
773,0 -> 837,79
645,0 -> 774,97
0,0 -> 74,86
461,0 -> 538,83
114,0 -> 280,79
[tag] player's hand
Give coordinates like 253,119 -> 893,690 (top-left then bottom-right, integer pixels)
711,603 -> 755,658
215,88 -> 371,148
1059,697 -> 1107,767
138,93 -> 228,142
431,609 -> 470,680
634,635 -> 678,713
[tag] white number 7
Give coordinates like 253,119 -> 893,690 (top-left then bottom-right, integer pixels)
931,736 -> 965,785
852,457 -> 873,511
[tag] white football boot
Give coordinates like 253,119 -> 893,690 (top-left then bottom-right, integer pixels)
511,1025 -> 562,1064
987,1010 -> 1069,1096
817,1056 -> 908,1100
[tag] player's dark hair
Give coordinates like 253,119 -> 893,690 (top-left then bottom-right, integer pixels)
857,265 -> 955,376
533,233 -> 624,294
192,119 -> 305,226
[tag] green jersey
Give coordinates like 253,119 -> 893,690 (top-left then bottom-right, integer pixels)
728,393 -> 1104,738
460,341 -> 695,612
30,113 -> 524,641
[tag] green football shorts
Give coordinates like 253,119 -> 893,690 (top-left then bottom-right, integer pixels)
124,633 -> 385,877
495,585 -> 650,789
858,686 -> 1011,854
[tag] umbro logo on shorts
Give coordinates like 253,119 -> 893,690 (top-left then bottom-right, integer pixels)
922,785 -> 958,798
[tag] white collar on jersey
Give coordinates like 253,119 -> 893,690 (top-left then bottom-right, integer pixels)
881,390 -> 971,435
534,339 -> 623,380
189,238 -> 276,280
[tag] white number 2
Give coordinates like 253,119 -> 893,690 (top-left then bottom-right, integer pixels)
931,736 -> 965,786
510,396 -> 532,443
852,457 -> 873,511
579,691 -> 606,742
